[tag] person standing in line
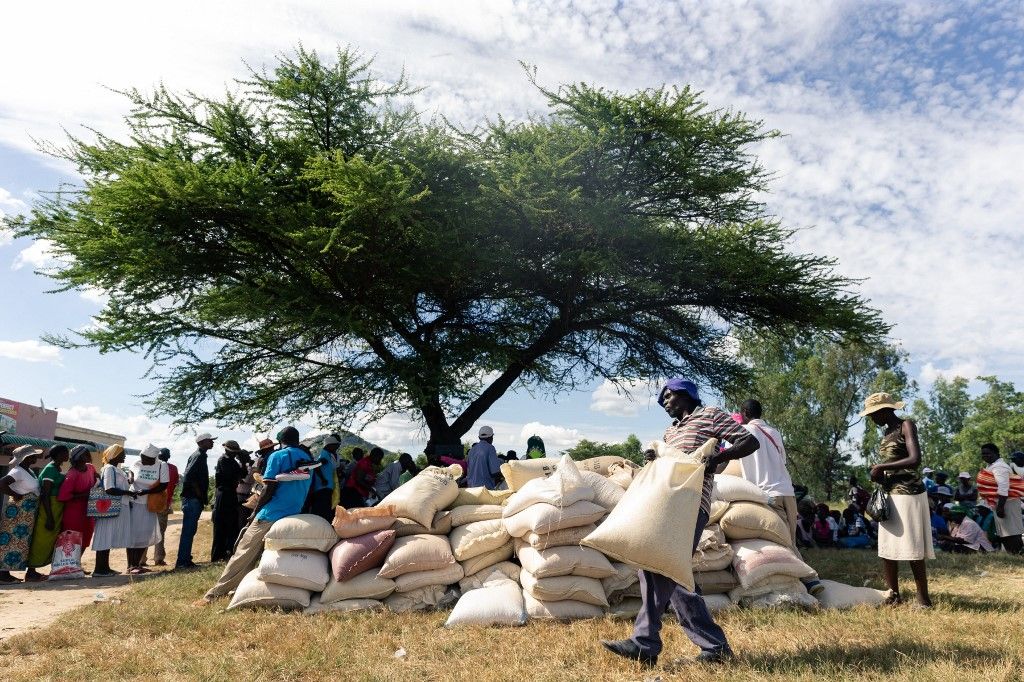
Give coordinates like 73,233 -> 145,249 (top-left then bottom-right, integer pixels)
375,453 -> 420,500
466,426 -> 502,489
0,445 -> 43,583
308,435 -> 340,521
601,379 -> 758,667
58,446 -> 98,569
25,445 -> 71,581
737,399 -> 823,594
979,443 -> 1024,555
862,392 -> 932,608
126,444 -> 169,574
176,433 -> 214,570
195,426 -> 312,606
253,438 -> 276,476
210,440 -> 246,562
1009,451 -> 1024,477
147,448 -> 178,566
341,447 -> 383,508
92,445 -> 136,578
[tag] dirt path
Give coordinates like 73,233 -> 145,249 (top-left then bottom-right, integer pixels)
0,511 -> 211,640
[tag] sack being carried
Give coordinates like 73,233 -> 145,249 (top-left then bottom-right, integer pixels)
582,439 -> 715,592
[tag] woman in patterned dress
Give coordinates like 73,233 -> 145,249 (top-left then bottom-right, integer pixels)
0,445 -> 44,582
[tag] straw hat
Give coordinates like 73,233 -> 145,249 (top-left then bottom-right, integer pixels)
10,444 -> 43,467
859,392 -> 905,417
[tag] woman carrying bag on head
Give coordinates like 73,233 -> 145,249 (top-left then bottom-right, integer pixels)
0,445 -> 44,583
862,392 -> 932,608
91,444 -> 135,577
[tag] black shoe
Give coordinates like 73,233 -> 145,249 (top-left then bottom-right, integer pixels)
600,639 -> 657,667
694,649 -> 735,665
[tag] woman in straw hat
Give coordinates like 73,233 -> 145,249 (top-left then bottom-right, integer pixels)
91,444 -> 136,577
862,392 -> 932,608
0,445 -> 43,582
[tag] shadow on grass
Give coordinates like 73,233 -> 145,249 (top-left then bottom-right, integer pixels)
934,592 -> 1024,614
742,639 -> 993,674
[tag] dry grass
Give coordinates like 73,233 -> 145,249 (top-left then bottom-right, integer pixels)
1,548 -> 1022,682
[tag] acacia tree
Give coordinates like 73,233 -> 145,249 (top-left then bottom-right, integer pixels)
15,47 -> 882,449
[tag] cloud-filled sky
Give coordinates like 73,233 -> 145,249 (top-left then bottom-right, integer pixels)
1,1 -> 1022,467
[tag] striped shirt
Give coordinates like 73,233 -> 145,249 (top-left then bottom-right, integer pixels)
663,405 -> 751,514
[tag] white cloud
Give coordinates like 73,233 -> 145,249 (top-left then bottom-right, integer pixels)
11,239 -> 58,270
55,403 -> 262,469
0,339 -> 61,364
79,286 -> 109,305
356,412 -> 427,452
62,386 -> 77,395
919,360 -> 984,386
0,186 -> 28,246
515,421 -> 586,453
589,378 -> 658,417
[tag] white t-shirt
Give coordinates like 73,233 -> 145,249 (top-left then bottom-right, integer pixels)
739,419 -> 795,499
6,466 -> 39,496
129,460 -> 170,493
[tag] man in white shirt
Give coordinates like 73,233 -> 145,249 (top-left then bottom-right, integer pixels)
981,443 -> 1024,555
374,453 -> 419,500
738,399 -> 822,595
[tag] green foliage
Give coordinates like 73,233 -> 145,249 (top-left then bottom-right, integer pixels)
954,376 -> 1024,469
909,376 -> 971,473
14,45 -> 883,444
725,333 -> 911,500
563,434 -> 644,466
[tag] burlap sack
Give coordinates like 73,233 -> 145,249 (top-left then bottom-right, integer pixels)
379,465 -> 462,527
332,505 -> 396,539
515,544 -> 616,579
449,504 -> 503,527
449,487 -> 514,508
500,458 -> 559,492
445,579 -> 526,627
458,561 -> 521,592
719,501 -> 792,546
582,445 -> 712,591
450,518 -> 511,561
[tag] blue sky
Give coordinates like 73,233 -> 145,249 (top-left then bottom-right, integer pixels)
1,1 -> 1022,468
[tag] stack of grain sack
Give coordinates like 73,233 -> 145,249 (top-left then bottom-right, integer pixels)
223,451 -> 885,619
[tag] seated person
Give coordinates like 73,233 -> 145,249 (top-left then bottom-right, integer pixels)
971,501 -> 1001,550
837,506 -> 871,548
937,504 -> 994,553
811,505 -> 836,548
930,500 -> 949,538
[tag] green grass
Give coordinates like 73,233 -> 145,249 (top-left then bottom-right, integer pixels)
1,549 -> 1022,681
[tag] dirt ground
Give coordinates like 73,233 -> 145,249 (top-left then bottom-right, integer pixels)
0,511 -> 212,640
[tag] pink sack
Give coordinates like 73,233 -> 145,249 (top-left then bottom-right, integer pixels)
329,530 -> 396,581
48,530 -> 85,581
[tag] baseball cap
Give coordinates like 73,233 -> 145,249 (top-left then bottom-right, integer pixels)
658,379 -> 699,406
324,435 -> 341,446
478,425 -> 494,438
922,467 -> 934,474
957,472 -> 971,479
195,432 -> 217,444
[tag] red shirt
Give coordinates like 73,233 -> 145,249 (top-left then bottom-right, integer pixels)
347,457 -> 376,497
164,463 -> 180,508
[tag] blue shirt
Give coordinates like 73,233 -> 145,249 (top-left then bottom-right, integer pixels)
923,477 -> 937,493
256,446 -> 313,523
466,441 -> 501,489
930,511 -> 947,535
311,448 -> 336,492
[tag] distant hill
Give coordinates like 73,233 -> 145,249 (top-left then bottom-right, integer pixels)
301,428 -> 391,455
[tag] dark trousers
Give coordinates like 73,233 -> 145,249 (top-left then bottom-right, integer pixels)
632,508 -> 730,657
339,487 -> 367,509
175,497 -> 202,567
309,488 -> 335,522
210,490 -> 241,562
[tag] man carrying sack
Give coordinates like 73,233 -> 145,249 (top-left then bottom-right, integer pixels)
599,379 -> 758,667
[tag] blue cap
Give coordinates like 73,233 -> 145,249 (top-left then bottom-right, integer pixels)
658,379 -> 699,406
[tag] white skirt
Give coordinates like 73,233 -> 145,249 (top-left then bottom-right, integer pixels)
127,500 -> 162,548
994,497 -> 1024,537
878,492 -> 934,561
91,498 -> 132,551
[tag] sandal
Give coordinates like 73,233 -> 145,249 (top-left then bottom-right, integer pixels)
92,570 -> 120,578
23,573 -> 48,583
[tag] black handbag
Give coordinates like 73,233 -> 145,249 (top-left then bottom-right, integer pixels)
866,487 -> 890,522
